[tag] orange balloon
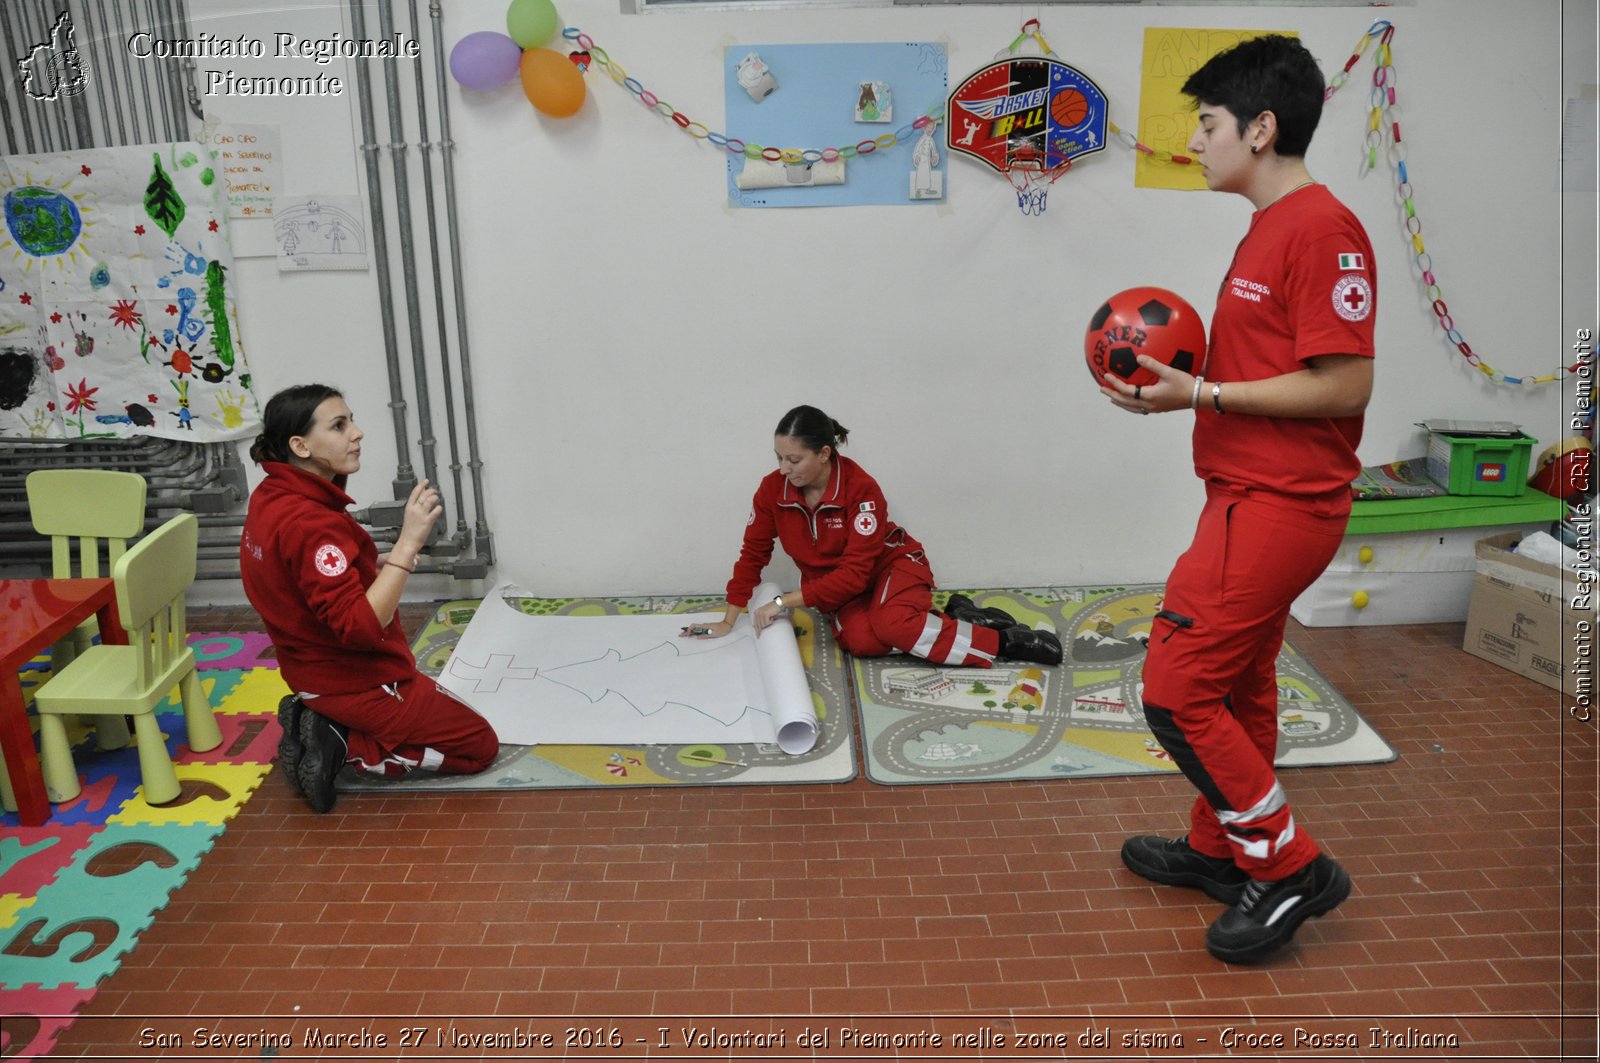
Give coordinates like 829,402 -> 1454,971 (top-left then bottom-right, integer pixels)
520,48 -> 585,118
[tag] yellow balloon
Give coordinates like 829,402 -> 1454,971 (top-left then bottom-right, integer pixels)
520,47 -> 585,118
1351,590 -> 1370,609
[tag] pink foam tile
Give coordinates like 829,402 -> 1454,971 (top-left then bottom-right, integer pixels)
0,826 -> 100,901
0,984 -> 98,1060
188,632 -> 276,672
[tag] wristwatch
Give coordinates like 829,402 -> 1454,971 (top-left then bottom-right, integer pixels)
772,594 -> 785,609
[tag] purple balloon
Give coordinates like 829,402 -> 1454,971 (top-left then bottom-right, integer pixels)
449,31 -> 522,92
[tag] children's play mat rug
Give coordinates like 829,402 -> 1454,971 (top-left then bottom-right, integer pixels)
855,587 -> 1395,785
1,634 -> 287,1060
338,593 -> 859,793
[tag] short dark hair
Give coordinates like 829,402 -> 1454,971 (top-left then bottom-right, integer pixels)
249,383 -> 343,465
1181,34 -> 1325,158
774,405 -> 849,455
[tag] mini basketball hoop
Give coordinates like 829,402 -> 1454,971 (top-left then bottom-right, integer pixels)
1005,144 -> 1071,216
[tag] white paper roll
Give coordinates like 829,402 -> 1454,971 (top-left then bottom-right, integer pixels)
751,581 -> 821,755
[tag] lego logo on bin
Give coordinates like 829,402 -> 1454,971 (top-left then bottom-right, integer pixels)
1477,463 -> 1506,481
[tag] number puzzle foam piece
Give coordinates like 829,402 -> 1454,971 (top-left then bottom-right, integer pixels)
0,984 -> 97,1059
0,895 -> 37,932
108,763 -> 271,827
171,712 -> 277,767
214,666 -> 292,715
149,668 -> 244,716
0,825 -> 99,899
188,631 -> 277,671
0,823 -> 223,989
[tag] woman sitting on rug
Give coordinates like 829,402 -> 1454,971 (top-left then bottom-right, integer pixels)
685,404 -> 1062,668
241,384 -> 498,813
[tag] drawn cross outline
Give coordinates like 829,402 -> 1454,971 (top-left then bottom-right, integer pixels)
449,653 -> 541,694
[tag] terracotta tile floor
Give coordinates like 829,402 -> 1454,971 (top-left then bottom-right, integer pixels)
44,605 -> 1599,1059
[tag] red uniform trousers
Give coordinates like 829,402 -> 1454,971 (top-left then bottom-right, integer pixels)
1140,483 -> 1347,880
307,671 -> 499,778
831,554 -> 1001,667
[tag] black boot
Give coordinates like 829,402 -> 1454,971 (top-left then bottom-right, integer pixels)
277,695 -> 306,795
944,593 -> 1019,631
295,706 -> 350,814
998,624 -> 1063,666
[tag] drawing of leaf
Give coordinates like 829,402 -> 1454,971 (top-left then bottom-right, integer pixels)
204,260 -> 234,368
144,152 -> 185,238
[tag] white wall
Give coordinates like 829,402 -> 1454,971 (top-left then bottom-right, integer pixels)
192,0 -> 1589,601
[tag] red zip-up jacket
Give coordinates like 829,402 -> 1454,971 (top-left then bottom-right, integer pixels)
726,454 -> 925,614
240,462 -> 414,695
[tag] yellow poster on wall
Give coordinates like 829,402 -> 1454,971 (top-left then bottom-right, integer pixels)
1136,27 -> 1297,191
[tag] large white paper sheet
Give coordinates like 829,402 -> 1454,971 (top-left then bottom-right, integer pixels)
439,582 -> 819,754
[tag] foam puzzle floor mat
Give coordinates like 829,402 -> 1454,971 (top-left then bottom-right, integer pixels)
0,633 -> 288,1060
337,594 -> 858,793
855,587 -> 1396,786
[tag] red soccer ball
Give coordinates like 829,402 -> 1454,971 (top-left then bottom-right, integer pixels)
1085,287 -> 1207,389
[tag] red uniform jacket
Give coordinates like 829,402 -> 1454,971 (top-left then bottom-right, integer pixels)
240,462 -> 414,695
726,455 -> 925,614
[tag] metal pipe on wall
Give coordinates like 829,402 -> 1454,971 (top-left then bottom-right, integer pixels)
427,0 -> 493,565
375,0 -> 440,495
93,0 -> 130,146
347,0 -> 417,500
407,0 -> 467,546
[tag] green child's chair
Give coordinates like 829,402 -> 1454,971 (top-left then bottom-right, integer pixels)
26,468 -> 149,670
32,513 -> 221,805
0,470 -> 149,812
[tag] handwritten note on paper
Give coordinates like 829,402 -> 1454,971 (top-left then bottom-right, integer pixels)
273,195 -> 369,272
210,122 -> 282,217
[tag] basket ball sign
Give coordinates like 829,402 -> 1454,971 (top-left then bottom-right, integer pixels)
1085,287 -> 1208,388
946,57 -> 1109,174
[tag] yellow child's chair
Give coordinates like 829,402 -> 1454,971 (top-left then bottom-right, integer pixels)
26,469 -> 149,670
32,513 -> 221,805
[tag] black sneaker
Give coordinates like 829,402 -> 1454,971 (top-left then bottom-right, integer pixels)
997,624 -> 1063,666
295,705 -> 349,814
276,695 -> 306,795
1205,853 -> 1351,964
1121,835 -> 1249,904
944,593 -> 1019,631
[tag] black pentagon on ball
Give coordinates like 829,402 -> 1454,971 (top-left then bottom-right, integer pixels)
1170,349 -> 1197,374
1088,302 -> 1113,331
1108,346 -> 1140,379
1138,299 -> 1173,327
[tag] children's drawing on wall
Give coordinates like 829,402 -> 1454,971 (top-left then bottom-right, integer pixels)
910,118 -> 943,200
0,143 -> 260,441
273,196 -> 369,272
856,81 -> 892,123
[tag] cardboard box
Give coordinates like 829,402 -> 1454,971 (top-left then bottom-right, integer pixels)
1461,532 -> 1591,696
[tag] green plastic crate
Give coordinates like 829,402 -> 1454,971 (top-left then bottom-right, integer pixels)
1424,429 -> 1535,497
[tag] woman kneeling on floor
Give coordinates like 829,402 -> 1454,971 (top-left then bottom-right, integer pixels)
241,384 -> 499,813
687,404 -> 1062,668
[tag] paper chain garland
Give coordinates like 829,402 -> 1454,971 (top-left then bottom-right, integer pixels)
564,20 -> 1571,386
560,27 -> 945,162
1326,20 -> 1576,385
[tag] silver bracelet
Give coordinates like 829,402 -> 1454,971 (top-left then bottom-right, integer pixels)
1191,375 -> 1206,411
